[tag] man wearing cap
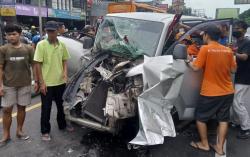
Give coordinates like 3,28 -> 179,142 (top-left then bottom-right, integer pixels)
34,21 -> 71,141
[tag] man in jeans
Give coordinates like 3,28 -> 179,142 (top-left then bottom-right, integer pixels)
232,20 -> 250,139
0,24 -> 37,147
34,21 -> 71,141
186,24 -> 237,155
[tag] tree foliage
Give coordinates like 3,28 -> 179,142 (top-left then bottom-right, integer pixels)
239,9 -> 250,25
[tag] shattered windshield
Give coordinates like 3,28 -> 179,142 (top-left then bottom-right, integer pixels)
93,16 -> 164,58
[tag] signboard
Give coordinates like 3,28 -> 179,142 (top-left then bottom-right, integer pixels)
216,8 -> 240,19
16,4 -> 47,17
71,11 -> 83,20
235,0 -> 250,4
0,0 -> 15,5
48,8 -> 83,20
156,4 -> 168,11
48,9 -> 71,19
0,7 -> 16,16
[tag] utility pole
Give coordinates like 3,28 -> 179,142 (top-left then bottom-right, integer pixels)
38,0 -> 43,35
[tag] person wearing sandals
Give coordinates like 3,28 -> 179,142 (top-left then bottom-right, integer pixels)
0,24 -> 38,147
185,24 -> 237,156
34,21 -> 71,141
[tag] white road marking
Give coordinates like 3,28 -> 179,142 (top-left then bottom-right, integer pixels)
0,103 -> 41,123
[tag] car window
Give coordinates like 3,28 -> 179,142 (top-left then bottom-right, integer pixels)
162,19 -> 233,56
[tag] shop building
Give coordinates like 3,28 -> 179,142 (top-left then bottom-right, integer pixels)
0,0 -> 86,30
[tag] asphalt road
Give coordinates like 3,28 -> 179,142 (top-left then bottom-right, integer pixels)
0,96 -> 249,157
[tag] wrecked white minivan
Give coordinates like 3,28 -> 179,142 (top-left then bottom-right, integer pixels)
62,13 -> 232,145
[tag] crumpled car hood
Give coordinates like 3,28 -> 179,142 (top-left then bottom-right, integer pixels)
129,55 -> 187,145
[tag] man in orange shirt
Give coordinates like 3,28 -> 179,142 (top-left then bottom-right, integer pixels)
185,24 -> 237,155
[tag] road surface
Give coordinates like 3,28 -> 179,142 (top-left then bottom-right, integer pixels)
0,96 -> 249,157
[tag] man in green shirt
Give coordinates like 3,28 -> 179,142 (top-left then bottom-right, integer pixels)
0,24 -> 37,147
34,21 -> 70,141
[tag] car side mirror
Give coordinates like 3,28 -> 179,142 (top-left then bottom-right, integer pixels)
173,44 -> 187,60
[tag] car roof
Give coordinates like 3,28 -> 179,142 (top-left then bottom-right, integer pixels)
106,12 -> 206,23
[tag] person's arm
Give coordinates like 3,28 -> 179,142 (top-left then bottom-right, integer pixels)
62,61 -> 68,83
32,64 -> 39,92
0,47 -> 5,96
35,62 -> 44,84
29,47 -> 39,92
186,61 -> 201,71
178,23 -> 191,31
235,53 -> 248,61
231,64 -> 237,73
62,43 -> 71,83
35,62 -> 47,95
31,43 -> 36,50
30,48 -> 39,92
230,50 -> 237,73
33,43 -> 47,95
235,40 -> 250,61
63,60 -> 68,83
186,46 -> 207,72
0,65 -> 4,96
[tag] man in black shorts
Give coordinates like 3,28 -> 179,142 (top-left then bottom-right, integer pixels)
186,24 -> 237,155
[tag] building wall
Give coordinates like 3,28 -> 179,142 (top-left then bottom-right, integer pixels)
14,0 -> 84,11
12,0 -> 85,29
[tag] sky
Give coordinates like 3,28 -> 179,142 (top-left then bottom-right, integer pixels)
163,0 -> 250,18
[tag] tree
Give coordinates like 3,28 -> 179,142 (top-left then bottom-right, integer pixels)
239,9 -> 250,25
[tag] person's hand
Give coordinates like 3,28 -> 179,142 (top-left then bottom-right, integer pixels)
63,73 -> 68,84
40,82 -> 47,96
34,82 -> 40,93
228,43 -> 238,54
0,86 -> 4,96
232,47 -> 238,55
187,55 -> 193,62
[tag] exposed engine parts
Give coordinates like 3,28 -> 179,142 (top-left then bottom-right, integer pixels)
65,54 -> 143,134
